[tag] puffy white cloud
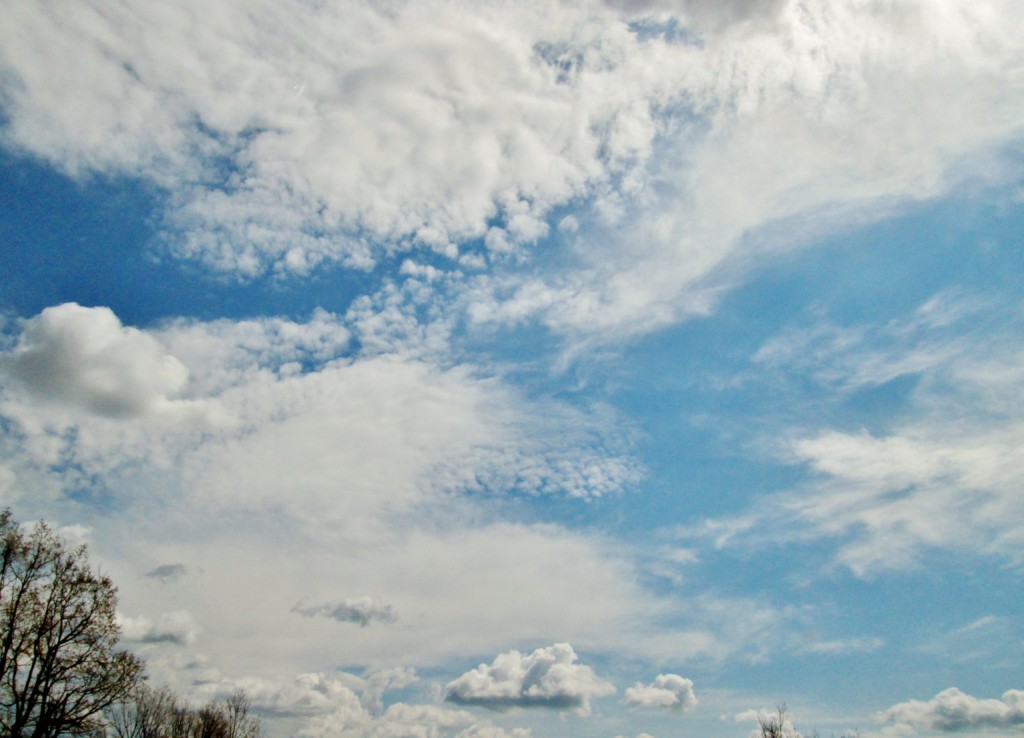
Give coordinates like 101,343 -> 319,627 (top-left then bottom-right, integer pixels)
882,688 -> 1024,732
186,669 -> 529,738
0,303 -> 217,422
117,610 -> 200,647
207,672 -> 531,738
444,643 -> 615,714
625,674 -> 697,712
300,701 -> 488,738
293,597 -> 398,628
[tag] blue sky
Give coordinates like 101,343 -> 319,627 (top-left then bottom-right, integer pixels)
1,2 -> 1023,737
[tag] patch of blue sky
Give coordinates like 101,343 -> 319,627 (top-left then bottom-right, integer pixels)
0,151 -> 377,327
627,16 -> 703,47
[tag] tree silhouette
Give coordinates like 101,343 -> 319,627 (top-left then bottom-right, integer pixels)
0,509 -> 144,737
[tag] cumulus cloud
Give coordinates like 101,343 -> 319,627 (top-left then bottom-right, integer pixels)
0,303 -> 221,423
212,672 -> 530,738
292,597 -> 398,627
444,643 -> 615,714
882,688 -> 1024,732
624,674 -> 697,712
0,303 -> 184,417
300,701 -> 525,738
117,610 -> 201,647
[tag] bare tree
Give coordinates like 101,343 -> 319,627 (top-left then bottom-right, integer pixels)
0,509 -> 144,737
107,684 -> 183,738
755,704 -> 859,738
758,704 -> 792,738
107,686 -> 261,738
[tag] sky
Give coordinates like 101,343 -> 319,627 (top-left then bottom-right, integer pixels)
0,1 -> 1023,737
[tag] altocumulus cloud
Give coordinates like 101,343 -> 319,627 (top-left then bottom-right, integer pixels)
882,688 -> 1024,732
292,597 -> 398,627
624,674 -> 697,712
444,643 -> 615,714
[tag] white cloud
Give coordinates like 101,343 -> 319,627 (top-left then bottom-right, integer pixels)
300,700 -> 514,738
4,0 -> 1017,331
734,708 -> 804,738
466,0 -> 1024,342
117,610 -> 201,647
802,636 -> 885,656
293,597 -> 398,628
200,671 -> 530,738
0,303 -> 219,423
625,674 -> 698,712
882,688 -> 1024,733
0,0 -> 681,276
695,293 -> 1024,575
444,643 -> 615,714
188,670 -> 528,738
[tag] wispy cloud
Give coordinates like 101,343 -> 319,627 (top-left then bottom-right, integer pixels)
691,292 -> 1024,576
